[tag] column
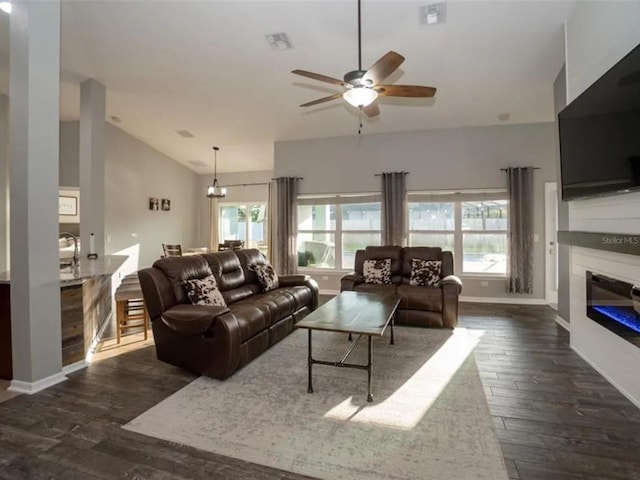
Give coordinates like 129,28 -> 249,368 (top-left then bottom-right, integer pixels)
9,0 -> 65,392
0,95 -> 8,273
79,79 -> 106,257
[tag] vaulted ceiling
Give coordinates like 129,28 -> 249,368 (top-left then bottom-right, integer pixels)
0,1 -> 576,173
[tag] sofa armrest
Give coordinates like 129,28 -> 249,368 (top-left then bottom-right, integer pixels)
440,275 -> 462,294
441,275 -> 462,328
341,273 -> 365,291
279,274 -> 310,287
161,304 -> 230,336
278,274 -> 319,311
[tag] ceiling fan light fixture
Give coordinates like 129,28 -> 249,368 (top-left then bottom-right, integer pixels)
343,87 -> 378,107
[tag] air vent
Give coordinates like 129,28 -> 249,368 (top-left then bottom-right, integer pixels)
420,3 -> 446,25
265,33 -> 293,51
189,160 -> 208,168
176,130 -> 195,138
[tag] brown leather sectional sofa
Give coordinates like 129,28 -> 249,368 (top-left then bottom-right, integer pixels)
341,246 -> 462,328
138,249 -> 318,378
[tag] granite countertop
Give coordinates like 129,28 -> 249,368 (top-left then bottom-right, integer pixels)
0,255 -> 129,286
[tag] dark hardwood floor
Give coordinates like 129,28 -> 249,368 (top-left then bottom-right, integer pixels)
1,300 -> 639,479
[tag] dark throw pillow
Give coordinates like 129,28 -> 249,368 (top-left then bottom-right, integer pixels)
183,274 -> 227,307
409,258 -> 442,287
249,263 -> 279,292
363,258 -> 392,285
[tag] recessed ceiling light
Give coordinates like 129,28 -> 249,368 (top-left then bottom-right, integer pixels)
110,115 -> 121,123
265,33 -> 293,51
498,112 -> 510,121
176,129 -> 195,138
420,3 -> 446,25
0,2 -> 11,14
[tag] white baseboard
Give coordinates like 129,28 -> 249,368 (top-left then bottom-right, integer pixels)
554,315 -> 570,332
319,289 -> 340,296
63,360 -> 87,375
8,371 -> 67,395
571,344 -> 640,409
459,296 -> 548,305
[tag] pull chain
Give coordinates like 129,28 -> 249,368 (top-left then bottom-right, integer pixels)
358,108 -> 363,136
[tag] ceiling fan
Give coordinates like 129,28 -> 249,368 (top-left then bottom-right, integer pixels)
292,0 -> 437,118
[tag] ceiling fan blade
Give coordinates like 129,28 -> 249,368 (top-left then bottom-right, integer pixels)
361,51 -> 405,86
292,70 -> 348,87
362,102 -> 380,117
300,92 -> 344,108
375,85 -> 437,98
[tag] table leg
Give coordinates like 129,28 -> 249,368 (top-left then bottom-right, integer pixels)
367,335 -> 373,403
348,333 -> 353,342
390,312 -> 395,345
307,329 -> 313,394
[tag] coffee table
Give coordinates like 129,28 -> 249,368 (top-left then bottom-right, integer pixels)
296,291 -> 401,402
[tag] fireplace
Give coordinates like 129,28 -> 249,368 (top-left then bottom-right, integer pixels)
586,271 -> 640,347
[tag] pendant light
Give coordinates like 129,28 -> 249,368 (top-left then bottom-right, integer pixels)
206,146 -> 227,198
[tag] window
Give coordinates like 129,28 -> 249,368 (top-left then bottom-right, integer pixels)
408,193 -> 508,275
219,204 -> 268,256
297,195 -> 381,270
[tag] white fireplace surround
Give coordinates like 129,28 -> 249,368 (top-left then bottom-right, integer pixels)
570,246 -> 640,408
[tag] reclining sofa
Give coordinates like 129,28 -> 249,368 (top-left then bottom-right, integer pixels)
340,246 -> 462,328
138,249 -> 318,378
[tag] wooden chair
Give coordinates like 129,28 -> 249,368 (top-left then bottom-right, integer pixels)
114,273 -> 149,344
162,244 -> 183,257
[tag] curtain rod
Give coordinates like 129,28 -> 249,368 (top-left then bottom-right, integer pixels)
221,182 -> 270,187
500,167 -> 541,171
374,171 -> 410,176
271,176 -> 304,180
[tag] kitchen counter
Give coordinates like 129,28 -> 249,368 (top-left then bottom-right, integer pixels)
0,254 -> 129,380
0,255 -> 128,286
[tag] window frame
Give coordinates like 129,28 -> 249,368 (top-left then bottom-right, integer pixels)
217,202 -> 268,253
297,194 -> 381,272
407,191 -> 509,278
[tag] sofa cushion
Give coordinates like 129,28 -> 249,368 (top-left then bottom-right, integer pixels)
353,283 -> 397,295
227,303 -> 270,342
234,290 -> 297,326
154,255 -> 212,304
183,274 -> 227,307
363,258 -> 392,284
409,258 -> 442,287
280,286 -> 313,311
204,251 -> 246,291
397,284 -> 443,312
249,263 -> 279,292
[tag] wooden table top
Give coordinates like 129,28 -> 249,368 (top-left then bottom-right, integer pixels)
296,291 -> 401,336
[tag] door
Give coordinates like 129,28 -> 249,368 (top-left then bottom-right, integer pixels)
545,182 -> 558,306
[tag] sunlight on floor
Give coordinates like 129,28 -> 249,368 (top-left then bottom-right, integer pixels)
323,328 -> 485,430
90,329 -> 154,364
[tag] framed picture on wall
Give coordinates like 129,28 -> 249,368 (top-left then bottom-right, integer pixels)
59,196 -> 78,216
161,199 -> 171,211
149,197 -> 159,211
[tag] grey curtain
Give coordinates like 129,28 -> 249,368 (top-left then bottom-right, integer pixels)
506,167 -> 534,294
381,172 -> 408,246
269,177 -> 299,274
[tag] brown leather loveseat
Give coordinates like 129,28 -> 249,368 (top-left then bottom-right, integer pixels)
138,249 -> 318,379
340,246 -> 462,328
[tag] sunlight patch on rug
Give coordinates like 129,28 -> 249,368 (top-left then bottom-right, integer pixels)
124,327 -> 508,480
323,328 -> 485,429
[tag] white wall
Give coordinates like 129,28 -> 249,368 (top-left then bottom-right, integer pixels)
275,123 -> 557,299
564,1 -> 640,406
60,121 -> 201,268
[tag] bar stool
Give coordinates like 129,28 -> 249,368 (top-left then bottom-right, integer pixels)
114,276 -> 149,344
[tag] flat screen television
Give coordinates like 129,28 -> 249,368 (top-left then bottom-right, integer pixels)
558,41 -> 640,201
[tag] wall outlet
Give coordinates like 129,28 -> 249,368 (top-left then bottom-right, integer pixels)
480,281 -> 489,287
106,235 -> 111,243
322,276 -> 329,281
533,233 -> 539,242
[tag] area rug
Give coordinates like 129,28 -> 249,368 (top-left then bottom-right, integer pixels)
124,327 -> 508,480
